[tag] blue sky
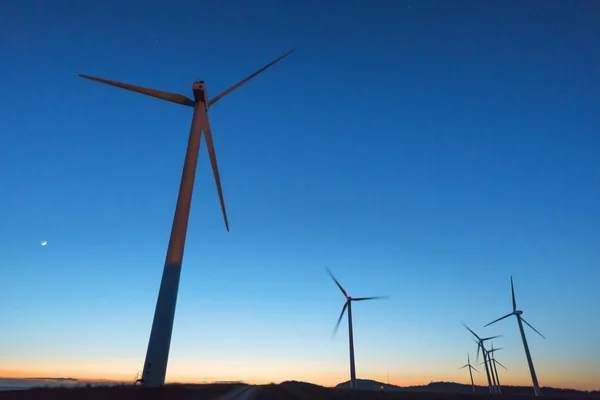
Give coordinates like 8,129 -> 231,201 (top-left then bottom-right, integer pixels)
1,0 -> 599,390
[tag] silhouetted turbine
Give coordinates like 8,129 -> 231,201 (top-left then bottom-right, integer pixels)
486,343 -> 507,394
484,276 -> 545,397
79,49 -> 295,388
462,323 -> 501,394
327,267 -> 388,390
458,353 -> 479,393
481,344 -> 499,393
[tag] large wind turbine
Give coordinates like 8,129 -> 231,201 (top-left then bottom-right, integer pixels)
327,267 -> 388,390
484,276 -> 546,396
79,49 -> 295,388
462,323 -> 501,394
458,353 -> 478,393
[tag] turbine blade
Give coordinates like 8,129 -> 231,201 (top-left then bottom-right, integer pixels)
476,342 -> 481,363
470,339 -> 480,363
495,359 -> 508,370
208,48 -> 296,108
200,113 -> 229,231
352,296 -> 389,301
468,353 -> 470,364
459,364 -> 468,370
489,347 -> 503,354
511,276 -> 517,311
482,335 -> 502,342
462,322 -> 481,340
520,317 -> 546,339
484,312 -> 514,327
333,301 -> 348,338
471,365 -> 479,373
78,74 -> 195,107
325,267 -> 348,298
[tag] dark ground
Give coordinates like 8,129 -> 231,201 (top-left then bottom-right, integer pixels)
265,381 -> 600,400
1,382 -> 598,400
0,383 -> 236,400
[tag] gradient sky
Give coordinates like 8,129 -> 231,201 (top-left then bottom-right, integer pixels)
1,0 -> 599,391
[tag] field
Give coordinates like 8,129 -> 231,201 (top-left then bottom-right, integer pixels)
1,381 -> 599,400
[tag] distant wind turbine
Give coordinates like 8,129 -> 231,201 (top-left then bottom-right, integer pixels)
458,353 -> 478,393
79,49 -> 296,388
486,343 -> 507,394
462,323 -> 501,394
480,344 -> 499,393
327,267 -> 388,390
484,276 -> 546,396
132,371 -> 142,386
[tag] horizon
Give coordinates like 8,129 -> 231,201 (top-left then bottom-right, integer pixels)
1,0 -> 599,394
1,374 -> 598,392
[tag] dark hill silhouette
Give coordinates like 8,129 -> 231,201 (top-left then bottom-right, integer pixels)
280,381 -> 324,388
334,379 -> 599,396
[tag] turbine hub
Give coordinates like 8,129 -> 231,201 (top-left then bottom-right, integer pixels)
192,81 -> 208,108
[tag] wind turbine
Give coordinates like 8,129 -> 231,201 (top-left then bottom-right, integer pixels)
487,343 -> 507,394
79,49 -> 296,388
462,323 -> 501,394
132,371 -> 142,386
480,344 -> 499,394
484,276 -> 546,396
326,267 -> 388,390
458,353 -> 479,393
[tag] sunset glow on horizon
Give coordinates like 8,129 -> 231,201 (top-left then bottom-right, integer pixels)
3,354 -> 600,391
2,370 -> 599,392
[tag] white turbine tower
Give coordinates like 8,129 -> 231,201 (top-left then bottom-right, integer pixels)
484,276 -> 546,396
326,267 -> 388,390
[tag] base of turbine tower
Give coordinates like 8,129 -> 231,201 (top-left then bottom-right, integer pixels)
141,262 -> 183,388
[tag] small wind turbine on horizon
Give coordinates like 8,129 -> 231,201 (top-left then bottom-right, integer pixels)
458,353 -> 479,393
484,276 -> 546,397
327,267 -> 388,390
462,323 -> 501,394
132,370 -> 142,386
79,49 -> 296,388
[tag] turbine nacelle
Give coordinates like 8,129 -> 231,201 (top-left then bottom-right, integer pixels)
515,310 -> 523,315
192,81 -> 208,109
